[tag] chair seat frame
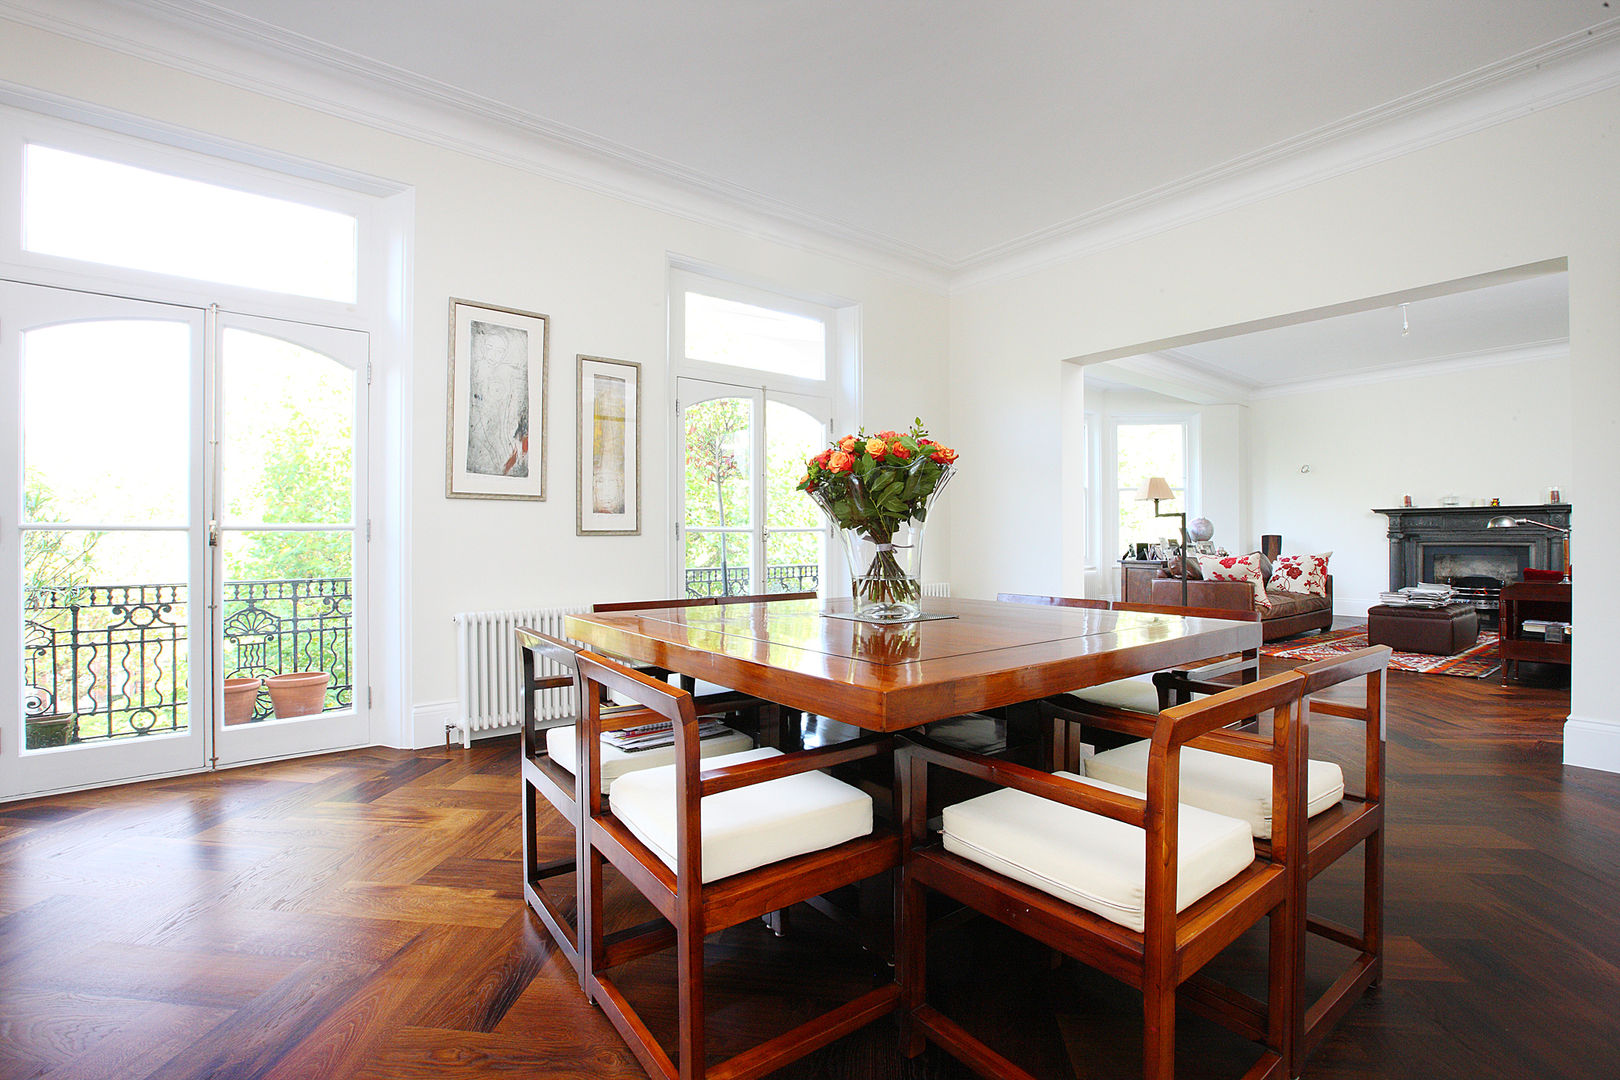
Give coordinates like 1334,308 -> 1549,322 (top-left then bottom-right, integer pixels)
899,671 -> 1311,1080
576,648 -> 902,1080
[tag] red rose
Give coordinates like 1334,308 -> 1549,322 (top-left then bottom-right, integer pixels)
929,446 -> 958,464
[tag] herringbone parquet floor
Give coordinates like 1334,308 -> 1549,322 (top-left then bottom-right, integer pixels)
1,660 -> 1614,1079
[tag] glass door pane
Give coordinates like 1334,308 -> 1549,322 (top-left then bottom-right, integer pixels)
214,316 -> 366,764
763,398 -> 828,594
2,283 -> 207,799
679,382 -> 755,597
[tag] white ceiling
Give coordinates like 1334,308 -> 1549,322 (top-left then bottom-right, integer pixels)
1090,270 -> 1569,398
70,1 -> 1620,277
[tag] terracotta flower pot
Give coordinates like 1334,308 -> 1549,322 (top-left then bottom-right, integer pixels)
265,671 -> 331,719
223,677 -> 262,726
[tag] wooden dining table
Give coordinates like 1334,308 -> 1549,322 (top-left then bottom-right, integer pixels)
564,595 -> 1260,732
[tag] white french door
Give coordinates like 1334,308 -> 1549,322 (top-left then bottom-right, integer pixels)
0,282 -> 368,800
675,376 -> 831,598
211,311 -> 368,767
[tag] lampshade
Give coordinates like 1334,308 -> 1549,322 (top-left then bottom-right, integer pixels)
1486,516 -> 1520,529
1135,476 -> 1175,502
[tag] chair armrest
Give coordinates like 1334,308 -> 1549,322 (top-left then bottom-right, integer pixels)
699,734 -> 894,795
903,735 -> 1146,827
1158,669 -> 1305,747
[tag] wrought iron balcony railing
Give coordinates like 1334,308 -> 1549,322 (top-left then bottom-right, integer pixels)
22,578 -> 352,748
683,563 -> 819,599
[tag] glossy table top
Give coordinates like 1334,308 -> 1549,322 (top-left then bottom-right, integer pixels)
566,597 -> 1259,731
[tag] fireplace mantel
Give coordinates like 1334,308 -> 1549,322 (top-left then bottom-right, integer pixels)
1373,503 -> 1570,590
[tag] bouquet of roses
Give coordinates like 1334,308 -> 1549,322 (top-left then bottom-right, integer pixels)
797,418 -> 957,612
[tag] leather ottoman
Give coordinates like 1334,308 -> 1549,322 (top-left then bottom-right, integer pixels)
1366,602 -> 1479,655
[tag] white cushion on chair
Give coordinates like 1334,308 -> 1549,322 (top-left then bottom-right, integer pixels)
1083,740 -> 1345,840
546,724 -> 754,784
608,747 -> 873,883
941,772 -> 1254,933
1064,674 -> 1160,714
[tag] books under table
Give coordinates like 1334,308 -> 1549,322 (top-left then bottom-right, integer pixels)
604,718 -> 737,753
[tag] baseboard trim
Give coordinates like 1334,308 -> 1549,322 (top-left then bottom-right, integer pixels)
409,700 -> 458,750
1563,716 -> 1620,775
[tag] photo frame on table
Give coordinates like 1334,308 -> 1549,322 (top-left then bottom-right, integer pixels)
1193,540 -> 1216,555
446,298 -> 549,500
576,354 -> 641,535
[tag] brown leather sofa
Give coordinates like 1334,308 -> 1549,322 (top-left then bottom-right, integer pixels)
1149,573 -> 1333,641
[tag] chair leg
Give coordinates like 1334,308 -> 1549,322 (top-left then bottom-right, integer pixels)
677,915 -> 706,1080
1365,830 -> 1385,988
521,777 -> 540,888
1142,970 -> 1177,1080
897,869 -> 927,1058
1270,900 -> 1303,1080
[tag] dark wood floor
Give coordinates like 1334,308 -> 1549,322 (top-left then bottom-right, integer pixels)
2,660 -> 1614,1080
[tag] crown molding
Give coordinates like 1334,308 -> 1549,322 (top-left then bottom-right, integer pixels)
949,22 -> 1620,291
1247,339 -> 1569,400
3,0 -> 1618,296
0,0 -> 952,292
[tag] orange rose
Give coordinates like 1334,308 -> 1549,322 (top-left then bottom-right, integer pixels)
929,446 -> 958,464
865,437 -> 887,458
813,449 -> 832,466
838,435 -> 857,452
890,441 -> 911,459
875,430 -> 899,439
828,450 -> 854,472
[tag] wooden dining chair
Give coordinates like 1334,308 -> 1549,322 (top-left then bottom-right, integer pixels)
517,628 -> 759,979
899,670 -> 1311,1080
1028,603 -> 1263,771
1068,645 -> 1391,1061
573,647 -> 901,1080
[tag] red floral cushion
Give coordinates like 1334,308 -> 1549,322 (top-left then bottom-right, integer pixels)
1196,552 -> 1271,611
1269,552 -> 1332,598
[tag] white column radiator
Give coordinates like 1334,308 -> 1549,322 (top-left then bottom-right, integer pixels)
452,606 -> 586,747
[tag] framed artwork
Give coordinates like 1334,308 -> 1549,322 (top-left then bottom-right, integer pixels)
446,298 -> 549,500
576,354 -> 641,535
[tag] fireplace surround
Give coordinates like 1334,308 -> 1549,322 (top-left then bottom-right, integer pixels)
1374,503 -> 1570,624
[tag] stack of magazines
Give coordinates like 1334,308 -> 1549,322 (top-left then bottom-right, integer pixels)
1377,584 -> 1457,608
604,718 -> 737,753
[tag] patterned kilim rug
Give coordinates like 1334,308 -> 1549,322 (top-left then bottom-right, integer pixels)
1262,625 -> 1502,679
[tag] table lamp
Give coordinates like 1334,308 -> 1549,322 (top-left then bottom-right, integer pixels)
1487,515 -> 1570,584
1136,476 -> 1189,605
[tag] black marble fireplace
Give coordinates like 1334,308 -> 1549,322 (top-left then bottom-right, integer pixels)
1373,503 -> 1570,608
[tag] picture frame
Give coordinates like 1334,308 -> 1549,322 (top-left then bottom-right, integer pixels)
446,298 -> 549,500
1193,540 -> 1216,555
576,354 -> 641,535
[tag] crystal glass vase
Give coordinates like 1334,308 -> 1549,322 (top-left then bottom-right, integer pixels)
813,464 -> 953,621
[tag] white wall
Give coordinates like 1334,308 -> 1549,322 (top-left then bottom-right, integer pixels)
949,87 -> 1620,770
0,20 -> 950,746
1248,356 -> 1573,614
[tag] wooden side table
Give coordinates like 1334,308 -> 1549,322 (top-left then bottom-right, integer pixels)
1497,581 -> 1571,685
